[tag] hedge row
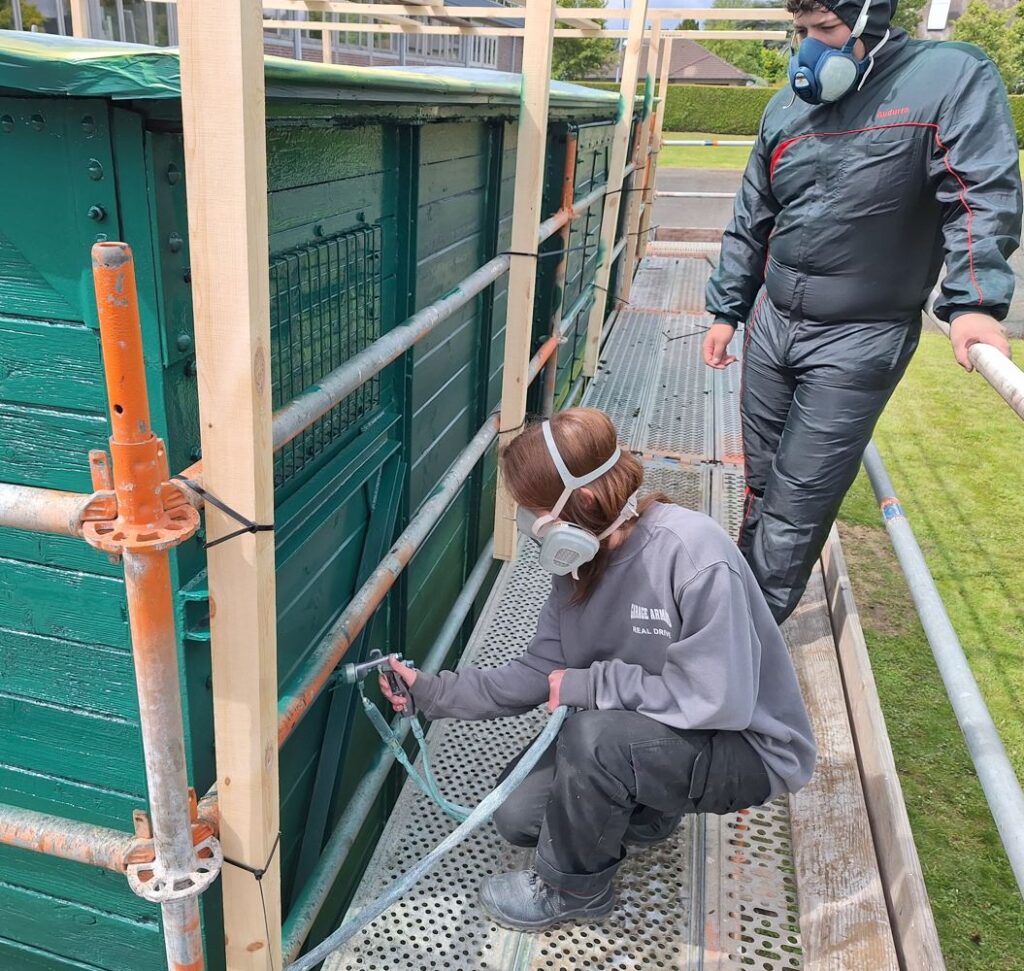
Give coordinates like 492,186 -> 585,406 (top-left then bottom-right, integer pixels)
586,81 -> 1024,144
1010,95 -> 1024,146
584,82 -> 774,135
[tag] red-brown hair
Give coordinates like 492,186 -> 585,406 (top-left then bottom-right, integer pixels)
500,408 -> 667,604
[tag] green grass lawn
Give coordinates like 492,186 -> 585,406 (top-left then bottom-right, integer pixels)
838,332 -> 1024,970
659,131 -> 754,170
658,131 -> 1024,176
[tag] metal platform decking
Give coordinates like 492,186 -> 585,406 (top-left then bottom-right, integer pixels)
325,249 -> 904,971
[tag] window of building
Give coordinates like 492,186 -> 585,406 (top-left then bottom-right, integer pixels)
468,35 -> 498,68
1,0 -> 174,45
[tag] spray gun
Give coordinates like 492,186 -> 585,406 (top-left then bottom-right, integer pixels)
341,649 -> 417,717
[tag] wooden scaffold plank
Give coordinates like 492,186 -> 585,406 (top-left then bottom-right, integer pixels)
617,19 -> 660,304
178,1 -> 282,968
582,0 -> 650,377
820,528 -> 945,970
493,0 -> 557,561
637,34 -> 673,257
785,568 -> 899,971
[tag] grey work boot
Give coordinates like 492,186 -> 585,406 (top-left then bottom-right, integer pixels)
478,869 -> 615,931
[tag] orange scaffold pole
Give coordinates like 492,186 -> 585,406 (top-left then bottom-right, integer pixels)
84,242 -> 221,971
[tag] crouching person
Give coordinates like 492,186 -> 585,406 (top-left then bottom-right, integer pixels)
380,407 -> 816,931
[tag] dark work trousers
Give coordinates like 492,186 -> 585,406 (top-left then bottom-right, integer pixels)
738,289 -> 921,624
491,710 -> 771,896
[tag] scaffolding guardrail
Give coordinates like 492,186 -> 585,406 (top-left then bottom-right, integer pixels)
661,138 -> 755,147
862,442 -> 1024,898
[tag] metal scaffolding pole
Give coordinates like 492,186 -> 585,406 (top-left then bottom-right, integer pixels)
863,441 -> 1024,897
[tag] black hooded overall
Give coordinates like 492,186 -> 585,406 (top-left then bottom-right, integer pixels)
706,0 -> 1023,623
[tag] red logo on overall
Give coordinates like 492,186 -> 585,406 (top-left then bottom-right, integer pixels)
877,107 -> 911,118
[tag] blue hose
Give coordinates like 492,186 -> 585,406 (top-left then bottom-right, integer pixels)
285,705 -> 569,971
356,685 -> 473,822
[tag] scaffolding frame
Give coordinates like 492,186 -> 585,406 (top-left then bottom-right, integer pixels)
0,4 -> 780,970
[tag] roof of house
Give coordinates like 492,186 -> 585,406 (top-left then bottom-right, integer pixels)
586,37 -> 750,83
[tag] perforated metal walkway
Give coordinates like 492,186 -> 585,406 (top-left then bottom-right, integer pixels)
326,247 -> 899,971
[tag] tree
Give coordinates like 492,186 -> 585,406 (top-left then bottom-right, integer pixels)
1008,2 -> 1024,91
0,1 -> 46,30
701,0 -> 789,82
951,0 -> 1014,86
890,0 -> 929,35
676,18 -> 700,31
759,46 -> 789,83
551,0 -> 618,81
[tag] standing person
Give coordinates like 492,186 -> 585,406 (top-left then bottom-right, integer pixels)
380,408 -> 816,931
703,0 -> 1022,624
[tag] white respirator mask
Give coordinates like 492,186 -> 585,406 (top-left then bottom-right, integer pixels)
515,421 -> 639,579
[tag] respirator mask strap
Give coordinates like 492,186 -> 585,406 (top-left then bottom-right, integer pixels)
857,28 -> 890,90
597,491 -> 640,540
533,421 -> 622,535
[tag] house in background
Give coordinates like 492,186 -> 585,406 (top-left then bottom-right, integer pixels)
263,0 -> 524,72
580,37 -> 751,85
2,0 -> 524,73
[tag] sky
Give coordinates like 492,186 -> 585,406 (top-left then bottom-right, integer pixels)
600,0 -> 726,29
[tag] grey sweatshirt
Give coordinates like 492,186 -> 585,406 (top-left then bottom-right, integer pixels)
411,502 -> 816,797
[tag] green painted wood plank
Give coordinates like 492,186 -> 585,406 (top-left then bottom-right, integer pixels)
417,154 -> 486,206
0,528 -> 122,579
0,403 -> 107,492
0,557 -> 129,649
0,881 -> 162,971
0,938 -> 111,971
412,341 -> 474,415
0,630 -> 136,720
267,125 -> 385,192
0,317 -> 105,413
0,765 -> 138,831
276,524 -> 366,690
415,238 -> 485,306
408,408 -> 475,511
0,99 -> 121,329
412,299 -> 479,367
418,122 -> 487,166
0,233 -> 78,323
0,695 -> 145,796
268,174 -> 385,235
0,842 -> 153,922
406,489 -> 470,651
414,195 -> 483,261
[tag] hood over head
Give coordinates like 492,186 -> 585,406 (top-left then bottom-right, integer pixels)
821,0 -> 897,51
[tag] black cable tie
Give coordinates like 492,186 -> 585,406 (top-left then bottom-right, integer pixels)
222,831 -> 281,882
592,283 -> 630,310
222,832 -> 281,971
499,243 -> 591,262
663,326 -> 711,342
603,185 -> 653,198
627,224 -> 660,239
172,475 -> 274,550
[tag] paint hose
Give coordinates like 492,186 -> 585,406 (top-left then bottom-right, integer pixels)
284,705 -> 570,971
356,684 -> 473,822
